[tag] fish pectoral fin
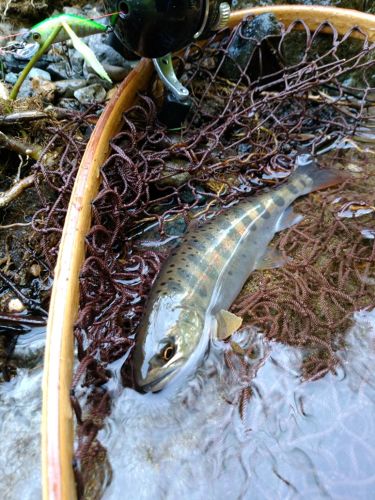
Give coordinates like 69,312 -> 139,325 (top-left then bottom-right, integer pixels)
256,246 -> 289,270
216,309 -> 243,340
276,205 -> 304,232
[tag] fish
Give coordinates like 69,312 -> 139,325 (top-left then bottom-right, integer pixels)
133,161 -> 343,393
23,14 -> 108,45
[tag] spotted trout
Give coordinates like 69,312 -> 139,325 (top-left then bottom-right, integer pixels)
134,161 -> 342,392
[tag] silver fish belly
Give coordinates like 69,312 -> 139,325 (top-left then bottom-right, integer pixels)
133,162 -> 342,392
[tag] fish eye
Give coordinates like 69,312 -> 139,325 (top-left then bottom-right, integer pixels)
161,344 -> 176,362
32,32 -> 41,41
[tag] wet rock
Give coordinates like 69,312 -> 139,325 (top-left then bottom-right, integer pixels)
46,62 -> 69,80
31,78 -> 56,101
47,59 -> 82,80
57,98 -> 82,111
220,13 -> 281,81
157,158 -> 192,188
55,79 -> 88,97
5,72 -> 18,85
14,68 -> 52,99
68,47 -> 86,73
74,83 -> 106,104
3,45 -> 58,72
85,74 -> 113,91
88,38 -> 132,68
46,61 -> 70,80
102,63 -> 131,82
85,34 -> 138,81
29,68 -> 51,81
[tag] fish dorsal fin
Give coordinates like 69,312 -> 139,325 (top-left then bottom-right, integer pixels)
276,205 -> 304,233
216,309 -> 243,340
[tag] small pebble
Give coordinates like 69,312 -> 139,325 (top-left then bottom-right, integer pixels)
5,72 -> 18,85
29,264 -> 41,277
74,84 -> 106,104
8,298 -> 25,313
57,98 -> 81,110
347,163 -> 363,173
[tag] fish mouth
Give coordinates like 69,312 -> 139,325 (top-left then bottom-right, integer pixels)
136,365 -> 178,393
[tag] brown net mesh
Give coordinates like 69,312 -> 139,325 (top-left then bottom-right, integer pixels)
0,104 -> 99,380
32,15 -> 375,497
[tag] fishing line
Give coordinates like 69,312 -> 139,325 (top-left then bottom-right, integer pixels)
0,11 -> 120,42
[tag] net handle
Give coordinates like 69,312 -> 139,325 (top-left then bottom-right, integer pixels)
229,5 -> 375,41
42,6 -> 375,500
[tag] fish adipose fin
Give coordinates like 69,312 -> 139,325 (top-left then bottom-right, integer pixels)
216,309 -> 243,340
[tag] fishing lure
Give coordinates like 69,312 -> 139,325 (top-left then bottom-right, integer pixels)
11,13 -> 112,97
23,13 -> 109,45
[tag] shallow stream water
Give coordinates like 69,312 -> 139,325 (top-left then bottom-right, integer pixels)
0,339 -> 43,499
101,308 -> 375,500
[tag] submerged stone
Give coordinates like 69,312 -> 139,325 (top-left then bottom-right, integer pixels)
220,13 -> 281,82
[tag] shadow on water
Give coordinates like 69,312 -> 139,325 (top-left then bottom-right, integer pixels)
101,308 -> 375,500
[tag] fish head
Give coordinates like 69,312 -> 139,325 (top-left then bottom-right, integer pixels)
133,302 -> 205,393
23,30 -> 43,45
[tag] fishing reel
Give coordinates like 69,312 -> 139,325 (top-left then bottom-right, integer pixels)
104,0 -> 231,123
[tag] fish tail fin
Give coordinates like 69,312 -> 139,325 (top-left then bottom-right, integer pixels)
291,160 -> 347,196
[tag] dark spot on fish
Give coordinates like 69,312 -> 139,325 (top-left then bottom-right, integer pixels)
288,184 -> 299,194
261,210 -> 271,219
193,241 -> 206,251
256,203 -> 266,213
178,268 -> 191,280
228,270 -> 233,276
252,223 -> 257,230
273,195 -> 285,207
